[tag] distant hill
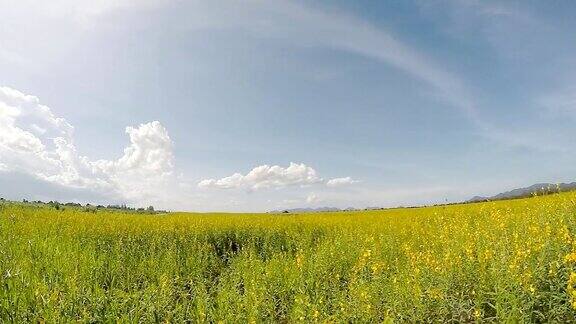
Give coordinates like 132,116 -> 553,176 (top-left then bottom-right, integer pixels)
269,206 -> 388,213
270,182 -> 576,214
270,207 -> 345,213
467,182 -> 576,203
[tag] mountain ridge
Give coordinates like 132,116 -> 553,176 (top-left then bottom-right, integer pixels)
467,182 -> 576,203
271,182 -> 576,213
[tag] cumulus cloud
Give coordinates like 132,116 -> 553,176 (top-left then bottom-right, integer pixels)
199,162 -> 358,191
327,177 -> 359,187
0,86 -> 72,153
199,162 -> 323,190
0,86 -> 360,210
0,86 -> 175,204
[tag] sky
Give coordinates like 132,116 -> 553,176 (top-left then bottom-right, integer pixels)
0,0 -> 575,212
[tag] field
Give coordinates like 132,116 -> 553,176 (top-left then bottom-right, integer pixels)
2,193 -> 576,322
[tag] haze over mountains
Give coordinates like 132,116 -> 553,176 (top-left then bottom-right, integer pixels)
272,182 -> 576,213
467,182 -> 576,203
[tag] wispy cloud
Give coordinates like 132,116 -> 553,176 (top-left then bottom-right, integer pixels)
180,0 -> 480,120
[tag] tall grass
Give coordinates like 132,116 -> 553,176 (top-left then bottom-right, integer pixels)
2,192 -> 576,322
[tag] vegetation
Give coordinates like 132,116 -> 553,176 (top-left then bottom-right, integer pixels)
2,192 -> 576,322
0,198 -> 166,215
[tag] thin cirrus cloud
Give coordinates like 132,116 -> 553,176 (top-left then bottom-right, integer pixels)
181,0 -> 480,121
198,163 -> 357,190
0,86 -> 176,204
3,0 -> 481,122
5,0 -> 163,23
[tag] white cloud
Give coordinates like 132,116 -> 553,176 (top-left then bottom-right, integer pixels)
327,176 -> 359,187
0,86 -> 176,205
199,162 -> 323,190
306,192 -> 320,204
199,162 -> 359,191
30,124 -> 47,135
0,86 -> 360,211
116,121 -> 174,174
0,86 -> 72,155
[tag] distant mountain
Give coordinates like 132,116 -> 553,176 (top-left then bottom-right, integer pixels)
269,207 -> 343,213
269,206 -> 387,213
271,182 -> 576,213
467,182 -> 576,203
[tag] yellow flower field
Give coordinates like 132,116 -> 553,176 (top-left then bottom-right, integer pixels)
2,192 -> 576,322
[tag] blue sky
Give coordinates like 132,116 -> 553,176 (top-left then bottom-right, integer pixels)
1,0 -> 575,211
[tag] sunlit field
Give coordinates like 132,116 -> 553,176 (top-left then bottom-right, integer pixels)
2,193 -> 576,322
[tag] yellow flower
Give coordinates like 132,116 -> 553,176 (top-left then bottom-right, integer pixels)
474,309 -> 481,319
569,272 -> 576,284
565,252 -> 576,263
296,253 -> 303,269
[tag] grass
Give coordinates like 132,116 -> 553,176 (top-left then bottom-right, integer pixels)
2,192 -> 576,322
